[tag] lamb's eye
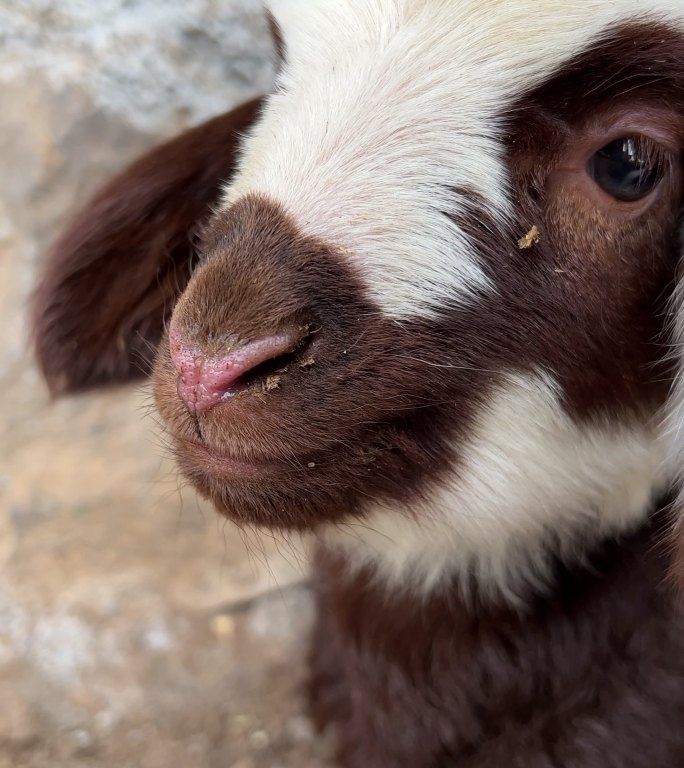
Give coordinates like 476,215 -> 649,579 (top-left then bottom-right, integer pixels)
587,137 -> 666,202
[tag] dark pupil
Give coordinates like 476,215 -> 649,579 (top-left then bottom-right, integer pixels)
587,137 -> 662,202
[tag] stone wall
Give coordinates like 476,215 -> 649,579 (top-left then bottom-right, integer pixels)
0,2 -> 330,766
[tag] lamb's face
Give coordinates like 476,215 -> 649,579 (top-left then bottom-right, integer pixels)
151,0 -> 684,595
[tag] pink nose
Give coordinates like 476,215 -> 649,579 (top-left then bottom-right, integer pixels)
169,327 -> 301,415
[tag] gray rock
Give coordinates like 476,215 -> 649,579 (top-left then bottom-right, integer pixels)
0,0 -> 275,133
0,2 -> 331,766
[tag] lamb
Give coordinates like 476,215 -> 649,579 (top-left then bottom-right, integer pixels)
31,1 -> 684,766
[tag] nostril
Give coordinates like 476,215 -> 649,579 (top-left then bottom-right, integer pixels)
169,326 -> 311,414
229,345 -> 301,390
202,332 -> 304,392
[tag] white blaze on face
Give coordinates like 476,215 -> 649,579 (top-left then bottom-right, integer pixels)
223,0 -> 684,318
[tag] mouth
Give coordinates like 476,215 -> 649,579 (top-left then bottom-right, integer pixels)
177,439 -> 286,482
170,433 -> 340,530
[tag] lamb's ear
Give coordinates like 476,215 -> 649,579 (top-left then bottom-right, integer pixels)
31,97 -> 263,395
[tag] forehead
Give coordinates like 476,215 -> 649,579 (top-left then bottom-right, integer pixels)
223,0 -> 684,317
269,0 -> 684,78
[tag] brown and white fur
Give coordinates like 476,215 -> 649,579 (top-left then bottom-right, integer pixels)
31,1 -> 684,766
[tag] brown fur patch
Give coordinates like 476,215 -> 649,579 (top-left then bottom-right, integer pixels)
310,513 -> 684,767
153,195 -> 473,530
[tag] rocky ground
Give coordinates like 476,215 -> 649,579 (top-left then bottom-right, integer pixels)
0,2 -> 333,766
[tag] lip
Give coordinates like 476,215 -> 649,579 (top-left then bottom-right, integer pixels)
178,438 -> 285,481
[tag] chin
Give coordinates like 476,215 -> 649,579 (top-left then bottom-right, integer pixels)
170,436 -> 351,530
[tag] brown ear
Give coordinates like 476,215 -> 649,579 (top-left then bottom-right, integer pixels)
31,97 -> 263,394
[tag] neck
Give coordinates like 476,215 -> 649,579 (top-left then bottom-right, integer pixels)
319,489 -> 663,605
309,505 -> 684,767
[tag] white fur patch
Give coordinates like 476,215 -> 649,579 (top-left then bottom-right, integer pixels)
321,373 -> 666,602
222,0 -> 684,318
663,274 -> 684,536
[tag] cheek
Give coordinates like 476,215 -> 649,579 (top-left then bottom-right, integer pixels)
545,183 -> 676,309
526,179 -> 678,415
545,193 -> 632,299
